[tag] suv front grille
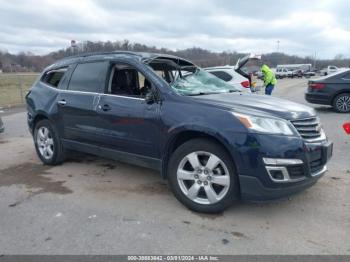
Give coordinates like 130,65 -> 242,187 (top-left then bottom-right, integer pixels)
287,165 -> 304,179
291,117 -> 322,140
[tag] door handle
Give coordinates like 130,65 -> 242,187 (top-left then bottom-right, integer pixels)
99,104 -> 111,111
57,100 -> 66,106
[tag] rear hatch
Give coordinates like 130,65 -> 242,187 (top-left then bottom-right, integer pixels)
234,54 -> 261,87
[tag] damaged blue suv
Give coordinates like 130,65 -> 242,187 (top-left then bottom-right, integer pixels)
26,52 -> 333,213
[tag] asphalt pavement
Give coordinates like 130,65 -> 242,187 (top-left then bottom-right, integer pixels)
0,78 -> 349,255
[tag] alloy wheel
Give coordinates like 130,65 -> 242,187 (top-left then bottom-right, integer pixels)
36,126 -> 54,160
336,95 -> 350,112
177,151 -> 230,205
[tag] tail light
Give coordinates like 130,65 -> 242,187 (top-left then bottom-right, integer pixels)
241,80 -> 250,88
343,123 -> 350,134
309,83 -> 325,89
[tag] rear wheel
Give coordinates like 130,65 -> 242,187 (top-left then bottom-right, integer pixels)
168,139 -> 239,213
34,119 -> 65,165
333,93 -> 350,113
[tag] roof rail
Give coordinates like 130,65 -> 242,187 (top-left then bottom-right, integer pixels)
58,50 -> 140,61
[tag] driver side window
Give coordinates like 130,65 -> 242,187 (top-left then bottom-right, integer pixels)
107,63 -> 152,99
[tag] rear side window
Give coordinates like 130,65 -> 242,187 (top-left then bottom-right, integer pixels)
68,62 -> 109,93
209,71 -> 233,82
41,68 -> 67,88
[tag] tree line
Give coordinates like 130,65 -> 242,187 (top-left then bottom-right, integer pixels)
0,40 -> 349,72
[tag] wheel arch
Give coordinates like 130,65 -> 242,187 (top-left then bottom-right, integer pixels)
331,91 -> 350,105
161,128 -> 239,180
31,112 -> 50,133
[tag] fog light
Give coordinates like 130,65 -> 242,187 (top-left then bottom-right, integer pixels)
265,166 -> 305,183
269,170 -> 284,180
265,166 -> 290,183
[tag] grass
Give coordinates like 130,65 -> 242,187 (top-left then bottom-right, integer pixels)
0,73 -> 39,107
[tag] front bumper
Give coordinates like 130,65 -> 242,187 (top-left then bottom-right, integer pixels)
228,133 -> 333,201
240,164 -> 327,201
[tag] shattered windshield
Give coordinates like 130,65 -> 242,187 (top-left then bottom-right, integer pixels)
170,68 -> 238,96
147,57 -> 239,96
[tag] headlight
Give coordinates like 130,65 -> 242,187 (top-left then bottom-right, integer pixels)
232,112 -> 295,135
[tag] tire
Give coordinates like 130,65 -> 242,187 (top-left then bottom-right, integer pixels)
34,119 -> 66,165
333,93 -> 350,113
167,139 -> 239,213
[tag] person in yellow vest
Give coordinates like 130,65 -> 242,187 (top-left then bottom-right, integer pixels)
261,64 -> 277,95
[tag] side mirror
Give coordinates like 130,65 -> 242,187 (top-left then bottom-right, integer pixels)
145,92 -> 155,104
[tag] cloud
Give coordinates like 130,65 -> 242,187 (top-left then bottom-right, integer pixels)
0,0 -> 349,58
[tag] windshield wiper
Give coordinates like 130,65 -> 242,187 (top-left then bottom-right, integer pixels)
187,92 -> 207,96
187,90 -> 240,96
187,91 -> 224,96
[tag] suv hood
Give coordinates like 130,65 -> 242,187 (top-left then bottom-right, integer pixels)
193,93 -> 316,120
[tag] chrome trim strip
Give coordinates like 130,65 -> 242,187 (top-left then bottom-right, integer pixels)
311,165 -> 327,177
265,164 -> 327,183
41,82 -> 145,101
59,89 -> 99,95
265,166 -> 305,183
303,129 -> 326,143
297,126 -> 319,131
292,118 -> 319,125
41,82 -> 99,95
291,116 -> 319,122
263,158 -> 303,166
100,93 -> 145,101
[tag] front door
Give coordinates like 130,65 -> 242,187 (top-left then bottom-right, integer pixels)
96,61 -> 161,160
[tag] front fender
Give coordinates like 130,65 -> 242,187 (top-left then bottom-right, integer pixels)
160,123 -> 242,179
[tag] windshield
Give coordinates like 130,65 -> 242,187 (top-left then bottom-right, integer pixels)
170,68 -> 238,96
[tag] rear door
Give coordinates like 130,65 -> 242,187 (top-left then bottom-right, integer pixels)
57,61 -> 109,145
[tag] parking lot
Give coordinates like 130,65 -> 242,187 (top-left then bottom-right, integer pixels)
0,78 -> 349,255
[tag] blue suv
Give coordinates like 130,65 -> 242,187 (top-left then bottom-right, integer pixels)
26,52 -> 333,213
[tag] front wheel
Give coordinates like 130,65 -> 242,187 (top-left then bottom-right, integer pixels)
333,93 -> 350,113
34,119 -> 66,165
168,139 -> 239,213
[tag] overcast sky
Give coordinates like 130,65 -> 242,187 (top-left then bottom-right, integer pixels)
0,0 -> 349,58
